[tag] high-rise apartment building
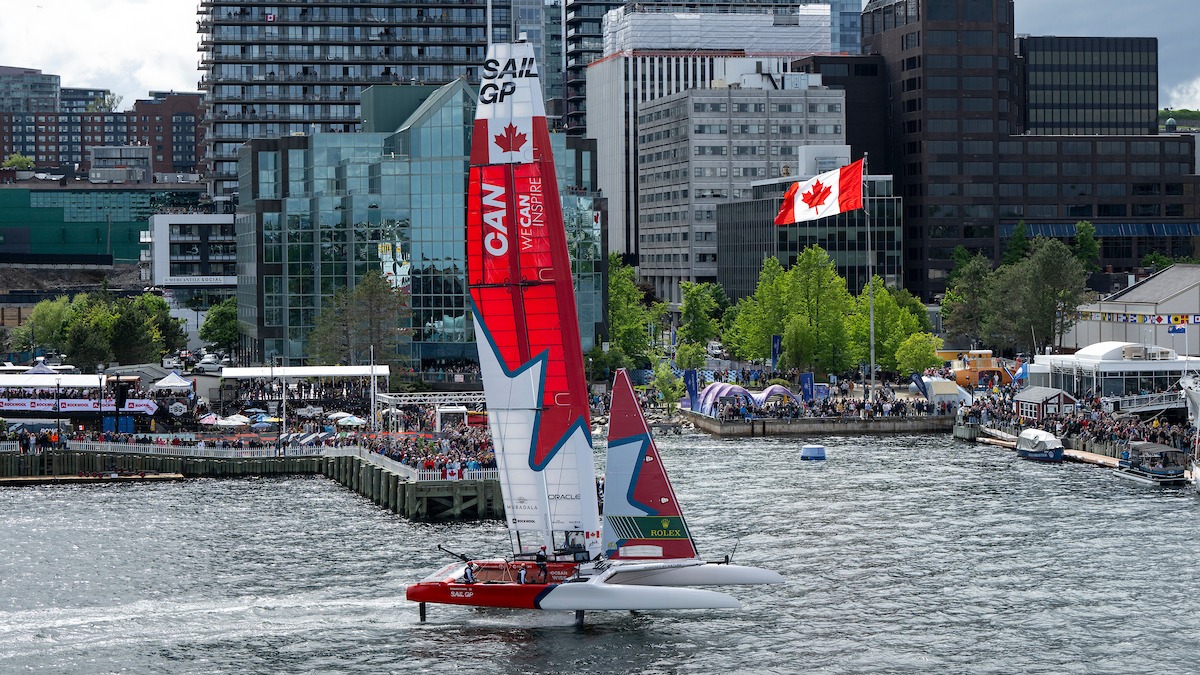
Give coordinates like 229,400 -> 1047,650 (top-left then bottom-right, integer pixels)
635,75 -> 846,303
60,88 -> 113,115
198,1 -> 541,202
0,67 -> 59,114
0,91 -> 202,174
854,0 -> 1198,300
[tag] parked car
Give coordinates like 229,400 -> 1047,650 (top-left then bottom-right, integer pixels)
192,360 -> 224,374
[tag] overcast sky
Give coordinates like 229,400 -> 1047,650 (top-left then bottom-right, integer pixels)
0,0 -> 1196,110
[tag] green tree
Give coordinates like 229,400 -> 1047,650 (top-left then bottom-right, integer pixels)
779,246 -> 852,373
585,344 -> 627,383
895,332 -> 945,376
674,342 -> 707,370
85,93 -> 123,113
199,297 -> 238,354
947,245 -> 974,285
607,253 -> 660,366
650,360 -> 683,418
1,153 -> 34,170
134,293 -> 187,354
1001,221 -> 1029,265
347,270 -> 411,365
847,277 -> 919,373
110,298 -> 162,365
727,256 -> 789,361
1073,220 -> 1101,273
708,284 -> 731,323
64,296 -> 117,372
677,281 -> 718,346
892,287 -> 933,333
10,295 -> 72,353
307,271 -> 411,365
308,287 -> 353,364
1025,237 -> 1089,351
1141,251 -> 1177,270
941,254 -> 992,346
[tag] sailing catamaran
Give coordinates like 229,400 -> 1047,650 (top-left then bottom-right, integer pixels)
404,41 -> 781,620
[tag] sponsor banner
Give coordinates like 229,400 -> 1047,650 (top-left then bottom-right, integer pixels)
1169,325 -> 1187,334
800,372 -> 814,401
607,515 -> 690,540
0,398 -> 158,414
1079,312 -> 1198,325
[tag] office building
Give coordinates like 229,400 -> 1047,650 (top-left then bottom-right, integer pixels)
855,0 -> 1198,300
144,212 -> 238,347
0,181 -> 206,264
717,145 -> 903,300
635,74 -> 846,303
1017,36 -> 1159,136
587,5 -> 831,263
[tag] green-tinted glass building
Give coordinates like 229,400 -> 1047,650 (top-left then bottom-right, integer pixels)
237,80 -> 606,365
0,185 -> 203,263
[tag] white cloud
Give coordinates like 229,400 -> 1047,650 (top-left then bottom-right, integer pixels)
0,1 -> 196,109
1167,76 -> 1200,111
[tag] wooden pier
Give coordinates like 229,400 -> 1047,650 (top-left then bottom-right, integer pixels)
0,448 -> 504,521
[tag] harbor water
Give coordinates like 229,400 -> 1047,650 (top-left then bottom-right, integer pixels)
2,433 -> 1198,673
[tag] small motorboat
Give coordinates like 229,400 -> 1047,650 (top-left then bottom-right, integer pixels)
1112,441 -> 1190,486
1014,429 -> 1064,463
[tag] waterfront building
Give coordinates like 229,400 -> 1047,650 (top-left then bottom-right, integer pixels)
716,145 -> 903,300
1066,264 -> 1200,356
852,0 -> 1199,300
59,88 -> 113,115
565,1 -> 848,137
1028,341 -> 1200,399
235,81 -> 605,365
587,4 -> 831,263
634,75 -> 846,304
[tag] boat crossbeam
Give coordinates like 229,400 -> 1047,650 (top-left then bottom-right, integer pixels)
574,609 -> 585,627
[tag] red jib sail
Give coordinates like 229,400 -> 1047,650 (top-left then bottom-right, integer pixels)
602,369 -> 699,560
466,42 -> 602,554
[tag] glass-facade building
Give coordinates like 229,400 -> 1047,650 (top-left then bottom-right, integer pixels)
856,0 -> 1199,300
237,80 -> 606,365
0,186 -> 204,264
1018,36 -> 1159,136
717,175 -> 903,301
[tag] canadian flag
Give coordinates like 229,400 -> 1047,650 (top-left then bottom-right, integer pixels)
774,158 -> 865,225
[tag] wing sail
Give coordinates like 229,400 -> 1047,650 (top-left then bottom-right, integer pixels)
602,369 -> 700,560
467,42 -> 601,556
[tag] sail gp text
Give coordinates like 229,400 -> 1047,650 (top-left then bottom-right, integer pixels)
479,57 -> 538,104
481,177 -> 544,257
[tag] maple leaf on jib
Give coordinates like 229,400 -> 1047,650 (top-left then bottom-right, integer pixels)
493,124 -> 527,153
801,179 -> 831,210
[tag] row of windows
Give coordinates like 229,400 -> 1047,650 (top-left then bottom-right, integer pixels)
924,140 -> 1188,156
919,161 -> 1189,177
927,203 -> 1185,220
691,101 -> 842,114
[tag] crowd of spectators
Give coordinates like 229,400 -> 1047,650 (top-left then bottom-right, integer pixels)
961,383 -> 1196,451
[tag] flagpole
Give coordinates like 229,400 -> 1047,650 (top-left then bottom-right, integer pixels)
863,153 -> 875,403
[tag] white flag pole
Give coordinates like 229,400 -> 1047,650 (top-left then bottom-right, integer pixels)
862,154 -> 875,403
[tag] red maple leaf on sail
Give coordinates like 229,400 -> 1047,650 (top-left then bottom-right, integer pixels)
801,179 -> 831,210
493,123 -> 527,153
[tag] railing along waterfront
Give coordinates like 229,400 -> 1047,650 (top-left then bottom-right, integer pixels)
6,441 -> 498,482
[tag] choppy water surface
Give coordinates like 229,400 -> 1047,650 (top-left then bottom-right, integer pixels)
2,433 -> 1198,673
